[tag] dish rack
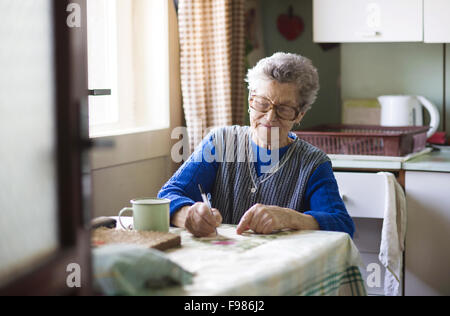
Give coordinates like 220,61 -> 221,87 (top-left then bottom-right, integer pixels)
293,124 -> 429,157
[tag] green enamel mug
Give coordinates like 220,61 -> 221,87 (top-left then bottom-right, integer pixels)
118,198 -> 170,232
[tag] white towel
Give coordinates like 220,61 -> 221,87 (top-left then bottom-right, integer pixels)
377,172 -> 407,296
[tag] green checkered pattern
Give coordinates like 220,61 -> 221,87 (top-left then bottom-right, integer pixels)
141,225 -> 367,296
300,266 -> 366,296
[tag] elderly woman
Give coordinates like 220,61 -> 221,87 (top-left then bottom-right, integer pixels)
158,52 -> 354,238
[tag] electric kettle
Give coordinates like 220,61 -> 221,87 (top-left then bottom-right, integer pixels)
377,95 -> 440,138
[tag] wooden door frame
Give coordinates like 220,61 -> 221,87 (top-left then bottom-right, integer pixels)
0,0 -> 91,296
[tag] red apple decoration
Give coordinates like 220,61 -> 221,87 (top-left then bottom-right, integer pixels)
277,6 -> 304,41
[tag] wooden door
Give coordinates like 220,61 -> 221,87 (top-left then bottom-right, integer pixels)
0,0 -> 91,295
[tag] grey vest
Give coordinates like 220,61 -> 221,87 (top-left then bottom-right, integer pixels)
210,126 -> 330,224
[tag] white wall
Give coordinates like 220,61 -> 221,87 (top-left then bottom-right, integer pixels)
91,157 -> 170,217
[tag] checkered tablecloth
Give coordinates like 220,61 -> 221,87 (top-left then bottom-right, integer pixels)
140,224 -> 366,296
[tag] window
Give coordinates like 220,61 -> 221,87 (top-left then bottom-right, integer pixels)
87,0 -> 118,127
87,0 -> 170,138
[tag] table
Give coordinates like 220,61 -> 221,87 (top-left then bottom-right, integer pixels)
111,217 -> 366,296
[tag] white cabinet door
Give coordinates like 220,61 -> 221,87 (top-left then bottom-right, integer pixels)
405,171 -> 450,296
424,0 -> 450,43
313,0 -> 423,42
334,172 -> 386,219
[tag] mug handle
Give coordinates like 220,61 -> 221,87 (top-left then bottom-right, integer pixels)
118,207 -> 133,230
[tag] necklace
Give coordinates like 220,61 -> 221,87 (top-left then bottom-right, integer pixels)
246,130 -> 297,194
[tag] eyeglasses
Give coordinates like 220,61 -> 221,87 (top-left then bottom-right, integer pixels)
249,95 -> 301,121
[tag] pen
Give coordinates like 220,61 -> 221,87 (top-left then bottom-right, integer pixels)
198,184 -> 218,235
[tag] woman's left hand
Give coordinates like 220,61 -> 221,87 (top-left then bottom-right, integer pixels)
236,204 -> 293,235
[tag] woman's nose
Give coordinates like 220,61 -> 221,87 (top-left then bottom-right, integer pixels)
265,108 -> 277,121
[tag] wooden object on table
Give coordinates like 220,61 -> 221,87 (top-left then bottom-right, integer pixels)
91,227 -> 181,251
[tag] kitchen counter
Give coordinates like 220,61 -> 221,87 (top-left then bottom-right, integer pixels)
330,149 -> 450,173
331,159 -> 402,171
402,149 -> 450,172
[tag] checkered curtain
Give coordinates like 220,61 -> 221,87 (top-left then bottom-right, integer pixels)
178,0 -> 246,153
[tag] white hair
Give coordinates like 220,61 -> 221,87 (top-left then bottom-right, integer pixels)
246,52 -> 319,112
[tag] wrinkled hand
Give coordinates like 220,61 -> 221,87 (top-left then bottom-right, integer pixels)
236,204 -> 290,235
184,202 -> 222,237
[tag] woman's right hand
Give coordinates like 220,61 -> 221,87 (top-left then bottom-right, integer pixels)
182,203 -> 222,237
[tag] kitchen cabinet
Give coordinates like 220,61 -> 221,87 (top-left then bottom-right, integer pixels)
332,150 -> 450,295
313,0 -> 423,43
404,171 -> 450,295
334,172 -> 386,219
424,0 -> 450,43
